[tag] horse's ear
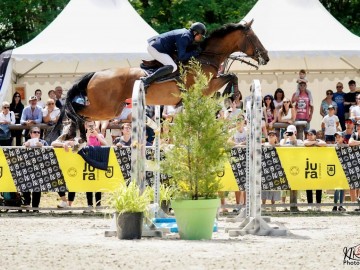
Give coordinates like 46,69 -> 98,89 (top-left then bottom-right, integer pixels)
247,19 -> 254,28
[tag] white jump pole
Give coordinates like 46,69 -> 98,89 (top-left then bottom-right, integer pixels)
228,80 -> 288,236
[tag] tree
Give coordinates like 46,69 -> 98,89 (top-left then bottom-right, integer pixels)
0,0 -> 359,52
0,0 -> 68,51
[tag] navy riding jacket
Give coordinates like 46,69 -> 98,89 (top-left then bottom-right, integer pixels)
149,29 -> 199,62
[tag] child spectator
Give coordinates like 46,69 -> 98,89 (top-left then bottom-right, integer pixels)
294,69 -> 313,105
333,131 -> 346,212
321,105 -> 339,144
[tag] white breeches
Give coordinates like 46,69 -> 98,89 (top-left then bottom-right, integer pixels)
147,44 -> 177,72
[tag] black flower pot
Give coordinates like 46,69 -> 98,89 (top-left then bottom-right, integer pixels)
116,212 -> 143,240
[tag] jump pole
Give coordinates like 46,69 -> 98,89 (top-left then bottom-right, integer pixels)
227,80 -> 288,236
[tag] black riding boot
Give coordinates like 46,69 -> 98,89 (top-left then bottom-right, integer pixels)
141,65 -> 174,88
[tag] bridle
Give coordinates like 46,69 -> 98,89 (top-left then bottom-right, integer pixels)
199,24 -> 267,70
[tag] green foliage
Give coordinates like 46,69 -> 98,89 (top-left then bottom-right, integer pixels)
0,0 -> 69,51
161,60 -> 231,200
108,181 -> 151,214
159,184 -> 177,202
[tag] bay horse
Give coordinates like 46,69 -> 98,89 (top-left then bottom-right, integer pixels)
49,20 -> 269,143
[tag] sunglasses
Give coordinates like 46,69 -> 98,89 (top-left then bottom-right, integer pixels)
336,86 -> 343,88
15,95 -> 21,97
31,131 -> 40,134
47,103 -> 55,105
283,101 -> 290,103
326,93 -> 333,95
3,106 -> 9,109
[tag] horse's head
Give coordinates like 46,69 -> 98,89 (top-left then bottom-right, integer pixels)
200,21 -> 269,68
240,19 -> 269,66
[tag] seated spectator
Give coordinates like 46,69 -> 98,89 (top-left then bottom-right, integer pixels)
228,114 -> 247,146
321,105 -> 339,144
343,118 -> 355,144
263,94 -> 276,131
20,95 -> 43,140
22,126 -> 48,212
279,125 -> 304,146
304,128 -> 326,211
42,99 -> 60,125
333,131 -> 346,212
273,88 -> 285,112
0,101 -> 16,146
113,123 -> 132,147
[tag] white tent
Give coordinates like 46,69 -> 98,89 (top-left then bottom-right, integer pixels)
1,0 -> 157,102
230,0 -> 360,128
231,0 -> 360,73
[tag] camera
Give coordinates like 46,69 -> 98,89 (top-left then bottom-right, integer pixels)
286,132 -> 293,136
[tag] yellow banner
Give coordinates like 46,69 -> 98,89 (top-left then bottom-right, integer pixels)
54,148 -> 124,192
218,161 -> 239,191
0,150 -> 17,192
276,147 -> 349,190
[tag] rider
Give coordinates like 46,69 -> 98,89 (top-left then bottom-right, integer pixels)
141,22 -> 207,88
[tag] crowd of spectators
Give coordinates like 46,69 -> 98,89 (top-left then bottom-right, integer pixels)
1,74 -> 359,212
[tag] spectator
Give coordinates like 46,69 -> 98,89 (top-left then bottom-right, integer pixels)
291,81 -> 314,134
333,82 -> 346,130
321,105 -> 339,144
84,121 -> 107,213
304,128 -> 326,211
279,125 -> 303,212
51,138 -> 77,208
316,130 -> 325,141
344,80 -> 357,119
0,101 -> 16,146
294,69 -> 313,106
162,105 -> 177,123
263,94 -> 276,132
320,89 -> 337,117
262,130 -> 280,211
277,98 -> 296,138
227,114 -> 247,146
35,89 -> 45,108
22,126 -> 48,212
10,92 -> 24,146
48,89 -> 57,100
42,99 -> 60,125
20,95 -> 43,140
273,88 -> 285,111
343,118 -> 355,144
350,93 -> 360,121
113,123 -> 132,147
347,120 -> 360,211
55,86 -> 65,109
332,131 -> 346,212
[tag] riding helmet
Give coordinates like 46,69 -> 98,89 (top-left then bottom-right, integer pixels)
190,22 -> 207,36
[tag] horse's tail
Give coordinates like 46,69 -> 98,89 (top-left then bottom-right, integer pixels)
46,72 -> 95,142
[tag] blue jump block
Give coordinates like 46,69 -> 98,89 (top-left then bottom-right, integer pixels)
153,218 -> 218,233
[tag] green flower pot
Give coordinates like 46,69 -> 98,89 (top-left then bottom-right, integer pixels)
171,198 -> 220,240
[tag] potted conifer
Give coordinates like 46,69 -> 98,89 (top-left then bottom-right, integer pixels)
161,60 -> 231,240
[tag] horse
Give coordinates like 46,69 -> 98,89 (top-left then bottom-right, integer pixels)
48,20 -> 269,143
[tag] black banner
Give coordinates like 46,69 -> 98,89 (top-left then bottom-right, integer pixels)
335,146 -> 360,189
3,147 -> 67,192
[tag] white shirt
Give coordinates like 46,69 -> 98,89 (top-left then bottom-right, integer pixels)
0,111 -> 16,124
322,114 -> 339,135
42,107 -> 60,121
233,127 -> 247,144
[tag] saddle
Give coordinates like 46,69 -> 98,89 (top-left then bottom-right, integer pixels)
140,60 -> 180,83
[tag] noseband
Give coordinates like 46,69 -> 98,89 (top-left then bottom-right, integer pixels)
242,27 -> 266,65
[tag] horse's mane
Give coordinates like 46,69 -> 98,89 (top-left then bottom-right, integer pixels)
201,23 -> 247,49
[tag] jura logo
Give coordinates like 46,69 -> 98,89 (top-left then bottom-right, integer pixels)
83,163 -> 96,180
305,158 -> 320,179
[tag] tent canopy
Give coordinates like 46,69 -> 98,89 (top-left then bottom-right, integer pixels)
11,0 -> 158,77
230,0 -> 360,73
